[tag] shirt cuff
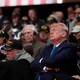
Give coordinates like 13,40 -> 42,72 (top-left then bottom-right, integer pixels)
39,58 -> 43,63
43,66 -> 46,71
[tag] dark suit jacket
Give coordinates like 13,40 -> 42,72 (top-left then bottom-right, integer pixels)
31,40 -> 77,80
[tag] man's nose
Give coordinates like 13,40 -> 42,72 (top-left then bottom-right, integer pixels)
50,31 -> 53,34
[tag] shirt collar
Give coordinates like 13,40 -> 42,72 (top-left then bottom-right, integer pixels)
55,43 -> 61,47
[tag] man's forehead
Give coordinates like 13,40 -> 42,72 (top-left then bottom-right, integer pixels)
24,29 -> 34,34
50,23 -> 60,28
50,23 -> 64,30
24,27 -> 32,32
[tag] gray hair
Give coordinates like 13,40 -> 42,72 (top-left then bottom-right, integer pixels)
22,24 -> 38,34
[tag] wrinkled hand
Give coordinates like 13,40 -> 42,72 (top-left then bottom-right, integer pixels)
72,75 -> 80,80
43,67 -> 54,72
46,67 -> 54,70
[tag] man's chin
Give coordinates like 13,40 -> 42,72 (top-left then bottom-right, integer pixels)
50,39 -> 54,41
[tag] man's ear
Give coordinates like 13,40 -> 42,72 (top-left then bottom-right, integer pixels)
62,31 -> 66,37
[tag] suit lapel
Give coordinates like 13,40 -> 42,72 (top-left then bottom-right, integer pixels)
52,40 -> 68,56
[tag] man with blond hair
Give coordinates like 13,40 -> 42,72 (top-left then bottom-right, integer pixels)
31,23 -> 77,80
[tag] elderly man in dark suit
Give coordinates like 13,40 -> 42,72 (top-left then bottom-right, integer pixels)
30,23 -> 77,80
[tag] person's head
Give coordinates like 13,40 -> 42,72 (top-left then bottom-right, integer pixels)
39,25 -> 50,40
47,14 -> 58,26
14,8 -> 20,12
28,8 -> 37,20
71,25 -> 80,40
2,19 -> 9,29
1,39 -> 23,60
68,12 -> 75,20
49,23 -> 68,45
74,7 -> 80,17
23,24 -> 38,43
67,6 -> 74,14
0,30 -> 9,45
54,11 -> 64,22
75,14 -> 80,25
13,7 -> 21,15
11,13 -> 20,23
21,16 -> 29,27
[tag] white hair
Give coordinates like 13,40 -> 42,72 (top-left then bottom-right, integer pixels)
22,24 -> 38,34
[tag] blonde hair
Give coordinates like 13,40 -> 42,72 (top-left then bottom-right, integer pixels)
58,23 -> 68,32
51,23 -> 69,39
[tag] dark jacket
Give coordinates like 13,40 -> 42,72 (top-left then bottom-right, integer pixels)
0,59 -> 34,80
31,40 -> 77,80
24,40 -> 46,58
0,15 -> 7,29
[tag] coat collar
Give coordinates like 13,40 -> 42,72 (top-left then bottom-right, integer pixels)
49,40 -> 69,56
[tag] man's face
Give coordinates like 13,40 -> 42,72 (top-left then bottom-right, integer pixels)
74,8 -> 80,17
12,17 -> 19,23
68,13 -> 75,20
73,32 -> 80,40
50,24 -> 64,42
5,49 -> 18,60
39,31 -> 49,40
28,10 -> 36,19
55,12 -> 63,22
23,28 -> 35,42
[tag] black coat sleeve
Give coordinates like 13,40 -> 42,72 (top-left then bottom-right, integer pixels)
0,59 -> 33,80
41,47 -> 77,68
30,47 -> 46,72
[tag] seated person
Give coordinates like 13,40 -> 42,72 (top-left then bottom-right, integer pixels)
23,24 -> 46,58
1,39 -> 34,63
0,39 -> 34,80
37,25 -> 50,43
30,23 -> 77,80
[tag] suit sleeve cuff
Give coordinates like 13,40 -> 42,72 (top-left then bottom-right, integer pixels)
39,58 -> 43,63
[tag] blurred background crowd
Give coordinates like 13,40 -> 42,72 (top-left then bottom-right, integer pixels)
0,1 -> 80,80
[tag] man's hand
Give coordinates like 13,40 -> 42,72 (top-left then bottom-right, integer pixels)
43,67 -> 60,72
43,67 -> 55,72
46,67 -> 54,70
72,75 -> 80,80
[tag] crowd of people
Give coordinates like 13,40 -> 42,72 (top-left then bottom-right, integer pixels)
0,4 -> 80,80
